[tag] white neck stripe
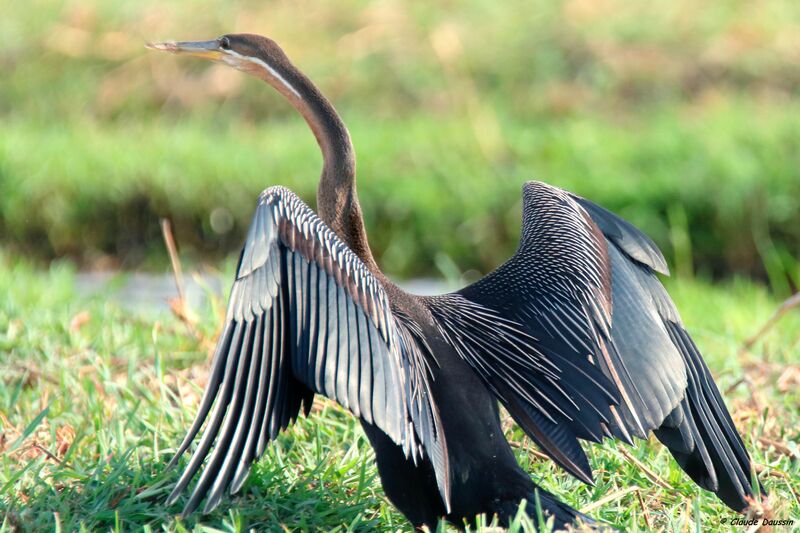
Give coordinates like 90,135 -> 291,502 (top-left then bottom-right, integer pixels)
223,48 -> 302,99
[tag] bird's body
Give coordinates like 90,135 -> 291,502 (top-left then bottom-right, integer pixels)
147,34 -> 763,530
360,296 -> 551,528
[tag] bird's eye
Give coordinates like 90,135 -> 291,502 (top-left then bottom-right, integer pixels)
219,37 -> 231,50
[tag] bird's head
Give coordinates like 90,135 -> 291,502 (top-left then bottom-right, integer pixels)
147,34 -> 301,100
147,32 -> 357,211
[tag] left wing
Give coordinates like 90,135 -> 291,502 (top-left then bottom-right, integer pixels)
166,186 -> 449,515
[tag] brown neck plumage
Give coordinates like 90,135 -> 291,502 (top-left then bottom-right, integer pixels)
240,50 -> 378,272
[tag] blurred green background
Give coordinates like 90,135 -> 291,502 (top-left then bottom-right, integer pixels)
2,0 -> 798,290
2,2 -> 800,531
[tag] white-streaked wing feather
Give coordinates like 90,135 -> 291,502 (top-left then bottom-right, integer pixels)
166,186 -> 449,515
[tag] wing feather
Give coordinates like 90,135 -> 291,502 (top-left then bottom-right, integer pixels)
429,180 -> 760,510
428,181 -> 621,484
576,192 -> 761,510
167,186 -> 449,514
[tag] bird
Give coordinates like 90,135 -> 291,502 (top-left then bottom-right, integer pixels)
146,34 -> 763,530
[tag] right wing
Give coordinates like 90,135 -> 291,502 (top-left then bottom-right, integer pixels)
166,186 -> 449,515
431,181 -> 758,510
428,182 -> 623,484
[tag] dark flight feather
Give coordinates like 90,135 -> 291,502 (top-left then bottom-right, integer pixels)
428,181 -> 622,485
431,180 -> 760,510
576,191 -> 761,510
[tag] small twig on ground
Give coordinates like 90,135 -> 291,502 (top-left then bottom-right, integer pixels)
725,377 -> 745,395
742,292 -> 800,351
618,446 -> 671,489
635,489 -> 653,530
757,437 -> 799,460
161,218 -> 186,304
30,443 -> 66,466
580,485 -> 639,514
161,218 -> 202,343
7,442 -> 67,467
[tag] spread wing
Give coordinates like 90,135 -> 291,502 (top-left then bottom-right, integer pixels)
427,181 -> 622,484
572,195 -> 759,510
428,181 -> 759,510
166,186 -> 449,515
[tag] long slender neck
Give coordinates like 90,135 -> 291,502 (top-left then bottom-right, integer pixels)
243,55 -> 377,271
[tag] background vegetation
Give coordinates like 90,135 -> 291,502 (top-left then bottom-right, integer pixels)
1,0 -> 799,531
1,0 -> 799,288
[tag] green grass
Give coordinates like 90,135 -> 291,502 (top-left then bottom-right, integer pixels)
1,252 -> 798,531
